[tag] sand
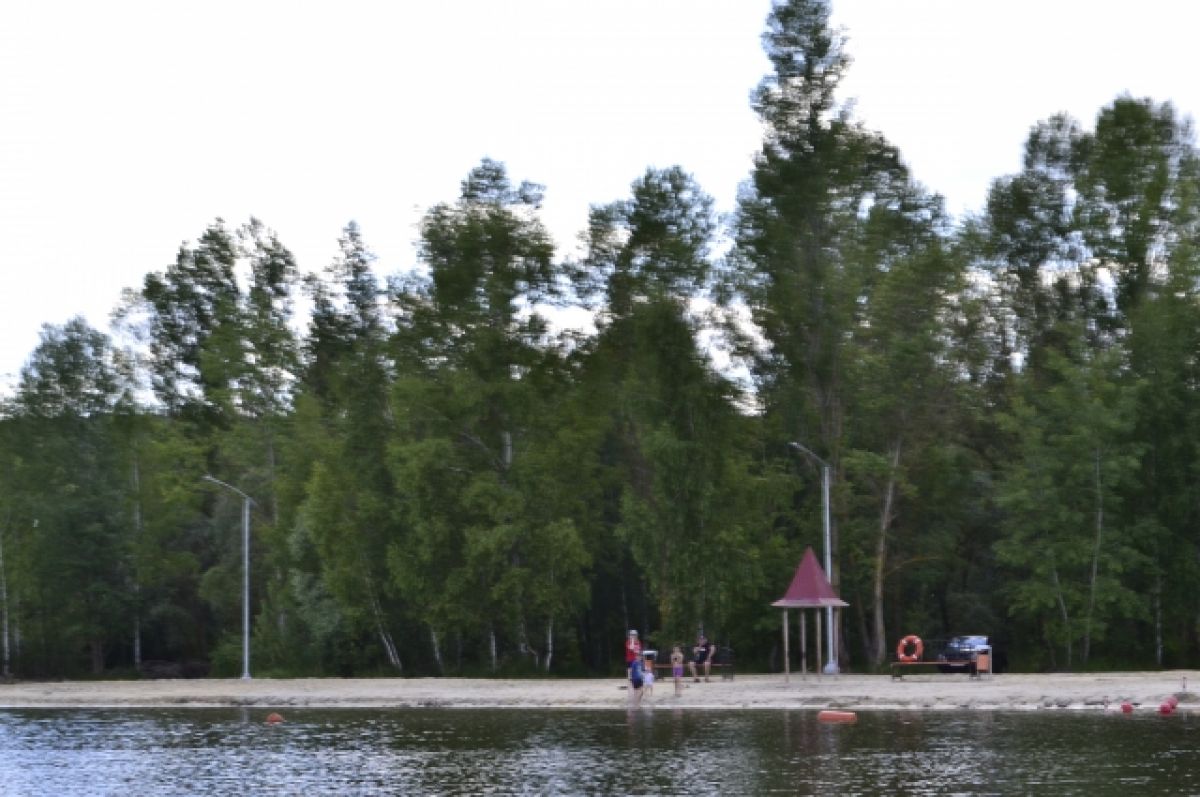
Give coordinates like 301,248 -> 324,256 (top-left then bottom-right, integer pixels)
2,670 -> 1197,712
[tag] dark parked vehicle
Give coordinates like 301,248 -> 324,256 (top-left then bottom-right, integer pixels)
937,635 -> 993,674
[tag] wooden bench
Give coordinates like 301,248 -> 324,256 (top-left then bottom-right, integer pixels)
890,658 -> 987,679
890,660 -> 945,679
650,646 -> 736,681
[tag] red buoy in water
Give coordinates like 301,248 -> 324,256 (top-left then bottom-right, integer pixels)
818,710 -> 857,724
266,712 -> 284,724
1158,702 -> 1173,716
1120,702 -> 1133,714
1167,695 -> 1180,709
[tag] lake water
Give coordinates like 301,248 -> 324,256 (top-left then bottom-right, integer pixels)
1,707 -> 1197,795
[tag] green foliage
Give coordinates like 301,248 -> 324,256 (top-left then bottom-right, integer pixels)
994,344 -> 1147,667
5,320 -> 131,675
7,1 -> 1200,677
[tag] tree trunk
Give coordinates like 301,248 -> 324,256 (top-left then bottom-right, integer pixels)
1051,564 -> 1072,669
430,626 -> 444,674
90,637 -> 104,675
9,588 -> 18,667
11,589 -> 18,664
376,613 -> 402,672
870,442 -> 902,669
517,615 -> 539,670
489,626 -> 498,673
132,611 -> 141,673
853,589 -> 871,665
266,432 -> 279,523
620,583 -> 629,642
1083,447 -> 1103,665
366,585 -> 401,672
0,524 -> 10,679
1154,570 -> 1163,667
131,454 -> 143,670
544,617 -> 554,673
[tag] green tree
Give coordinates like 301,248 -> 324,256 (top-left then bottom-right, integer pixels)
1076,98 -> 1192,315
839,192 -> 963,667
289,222 -> 405,673
995,343 -> 1144,669
388,160 -> 587,672
1119,125 -> 1200,666
138,221 -> 244,426
983,113 -> 1097,374
576,166 -> 756,645
0,412 -> 26,677
8,319 -> 130,674
127,218 -> 302,675
733,0 -> 930,665
984,98 -> 1200,667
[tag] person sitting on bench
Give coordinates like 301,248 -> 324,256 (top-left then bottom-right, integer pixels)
688,634 -> 715,682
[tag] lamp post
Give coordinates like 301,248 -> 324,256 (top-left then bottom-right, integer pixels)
789,441 -> 838,674
203,475 -> 254,680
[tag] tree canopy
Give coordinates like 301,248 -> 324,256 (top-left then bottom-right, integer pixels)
3,0 -> 1200,677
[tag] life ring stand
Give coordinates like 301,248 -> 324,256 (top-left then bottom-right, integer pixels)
896,634 -> 923,663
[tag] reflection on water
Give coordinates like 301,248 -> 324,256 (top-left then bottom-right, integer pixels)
1,706 -> 1198,795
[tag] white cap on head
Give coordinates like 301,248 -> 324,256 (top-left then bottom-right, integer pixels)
629,630 -> 638,636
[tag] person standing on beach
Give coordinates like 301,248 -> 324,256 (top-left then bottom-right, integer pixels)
670,646 -> 685,696
689,634 -> 714,682
625,630 -> 642,679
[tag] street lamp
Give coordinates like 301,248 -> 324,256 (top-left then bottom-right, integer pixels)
788,441 -> 838,674
203,475 -> 254,680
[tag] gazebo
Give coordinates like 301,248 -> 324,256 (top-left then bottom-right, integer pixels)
771,546 -> 848,680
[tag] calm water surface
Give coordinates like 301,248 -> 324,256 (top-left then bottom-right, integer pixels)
1,707 -> 1197,795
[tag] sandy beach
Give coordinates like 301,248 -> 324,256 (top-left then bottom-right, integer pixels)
2,670 -> 1197,712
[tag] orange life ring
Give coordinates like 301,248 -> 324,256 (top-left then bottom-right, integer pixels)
896,634 -> 923,662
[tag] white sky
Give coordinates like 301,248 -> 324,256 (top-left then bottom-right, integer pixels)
2,0 -> 1198,392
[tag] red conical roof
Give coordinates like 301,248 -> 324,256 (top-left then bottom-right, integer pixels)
771,546 -> 848,608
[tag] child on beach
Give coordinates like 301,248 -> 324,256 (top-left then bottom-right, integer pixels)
629,654 -> 645,706
671,646 -> 684,697
642,653 -> 655,697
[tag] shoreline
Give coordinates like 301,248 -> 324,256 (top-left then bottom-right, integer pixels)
2,671 -> 1197,712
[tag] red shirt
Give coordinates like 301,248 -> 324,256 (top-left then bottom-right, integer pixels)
625,637 -> 642,663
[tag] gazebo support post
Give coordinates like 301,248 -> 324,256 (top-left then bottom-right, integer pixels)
835,607 -> 844,676
782,609 -> 790,683
816,610 -> 823,677
800,609 -> 807,677
801,612 -> 811,676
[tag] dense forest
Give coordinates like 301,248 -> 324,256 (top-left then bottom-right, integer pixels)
4,0 -> 1200,679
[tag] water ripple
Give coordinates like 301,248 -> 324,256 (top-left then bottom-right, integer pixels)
0,707 -> 1197,795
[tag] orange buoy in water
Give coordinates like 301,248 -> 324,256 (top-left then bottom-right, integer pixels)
818,710 -> 857,724
266,712 -> 284,724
